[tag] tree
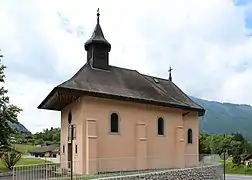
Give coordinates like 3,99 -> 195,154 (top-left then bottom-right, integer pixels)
35,138 -> 43,145
204,133 -> 241,156
2,149 -> 22,170
32,127 -> 60,145
0,51 -> 22,145
231,133 -> 252,166
199,132 -> 211,154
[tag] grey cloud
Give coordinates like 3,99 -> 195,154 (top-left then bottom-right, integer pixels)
135,3 -> 252,101
57,11 -> 86,38
57,12 -> 74,34
2,1 -> 62,84
233,61 -> 251,73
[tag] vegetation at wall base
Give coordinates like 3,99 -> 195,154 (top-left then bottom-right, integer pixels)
200,132 -> 252,175
221,159 -> 252,175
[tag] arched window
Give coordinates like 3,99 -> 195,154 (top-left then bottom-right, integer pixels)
68,112 -> 72,124
157,117 -> 164,135
110,113 -> 119,133
188,129 -> 193,144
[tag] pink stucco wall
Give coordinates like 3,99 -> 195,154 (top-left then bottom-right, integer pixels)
60,96 -> 199,174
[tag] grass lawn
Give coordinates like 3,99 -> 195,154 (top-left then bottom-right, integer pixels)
12,144 -> 36,155
225,165 -> 252,175
221,157 -> 252,175
0,158 -> 50,172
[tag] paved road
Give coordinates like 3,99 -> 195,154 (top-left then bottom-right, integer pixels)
226,174 -> 252,180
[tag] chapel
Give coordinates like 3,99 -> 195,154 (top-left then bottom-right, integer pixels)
38,10 -> 205,174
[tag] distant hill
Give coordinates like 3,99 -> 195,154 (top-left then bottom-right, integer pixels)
191,96 -> 252,139
8,121 -> 30,133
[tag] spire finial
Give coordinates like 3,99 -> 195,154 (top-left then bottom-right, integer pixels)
168,67 -> 173,81
97,8 -> 100,24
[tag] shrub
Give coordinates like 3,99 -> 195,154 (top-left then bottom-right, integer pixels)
2,150 -> 22,170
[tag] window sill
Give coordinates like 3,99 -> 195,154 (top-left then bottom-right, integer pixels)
157,134 -> 165,137
109,132 -> 120,135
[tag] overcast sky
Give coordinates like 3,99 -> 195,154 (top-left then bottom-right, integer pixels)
0,0 -> 252,133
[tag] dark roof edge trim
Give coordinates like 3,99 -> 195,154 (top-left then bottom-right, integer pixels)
38,87 -> 205,117
37,88 -> 58,109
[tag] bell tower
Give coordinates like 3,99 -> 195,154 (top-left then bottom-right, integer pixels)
84,8 -> 111,70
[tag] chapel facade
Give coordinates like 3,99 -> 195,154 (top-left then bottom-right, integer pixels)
38,10 -> 205,174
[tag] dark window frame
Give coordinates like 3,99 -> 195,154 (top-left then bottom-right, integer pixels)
157,117 -> 164,135
110,112 -> 119,133
68,112 -> 72,124
188,129 -> 193,144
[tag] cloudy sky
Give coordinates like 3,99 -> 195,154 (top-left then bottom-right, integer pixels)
0,0 -> 252,133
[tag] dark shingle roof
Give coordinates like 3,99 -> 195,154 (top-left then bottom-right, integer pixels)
38,63 -> 205,116
29,145 -> 59,154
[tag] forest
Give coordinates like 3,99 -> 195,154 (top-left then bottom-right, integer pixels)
12,127 -> 61,146
199,132 -> 252,165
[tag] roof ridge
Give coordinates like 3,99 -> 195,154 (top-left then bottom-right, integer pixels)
110,65 -> 138,72
110,66 -> 173,82
140,73 -> 170,82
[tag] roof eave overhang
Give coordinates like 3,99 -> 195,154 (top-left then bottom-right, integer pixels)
38,87 -> 205,116
37,87 -> 58,110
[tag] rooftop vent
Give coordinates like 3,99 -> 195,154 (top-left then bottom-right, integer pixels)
154,78 -> 159,84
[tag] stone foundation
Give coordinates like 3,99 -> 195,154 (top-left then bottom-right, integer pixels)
97,164 -> 223,180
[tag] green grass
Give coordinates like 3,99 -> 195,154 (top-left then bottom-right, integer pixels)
12,144 -> 36,155
0,158 -> 50,172
224,163 -> 252,175
221,157 -> 252,175
0,144 -> 43,172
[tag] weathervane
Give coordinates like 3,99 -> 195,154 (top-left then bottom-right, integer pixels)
97,8 -> 100,24
168,67 -> 173,81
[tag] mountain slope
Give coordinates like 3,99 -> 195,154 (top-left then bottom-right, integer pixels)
8,121 -> 30,133
191,96 -> 252,139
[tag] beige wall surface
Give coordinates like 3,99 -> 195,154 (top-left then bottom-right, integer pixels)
60,96 -> 199,174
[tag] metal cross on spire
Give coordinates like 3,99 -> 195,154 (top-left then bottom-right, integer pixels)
97,8 -> 100,24
168,67 -> 173,81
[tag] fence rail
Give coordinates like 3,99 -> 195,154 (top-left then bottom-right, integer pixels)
13,161 -> 82,180
12,154 -> 220,180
